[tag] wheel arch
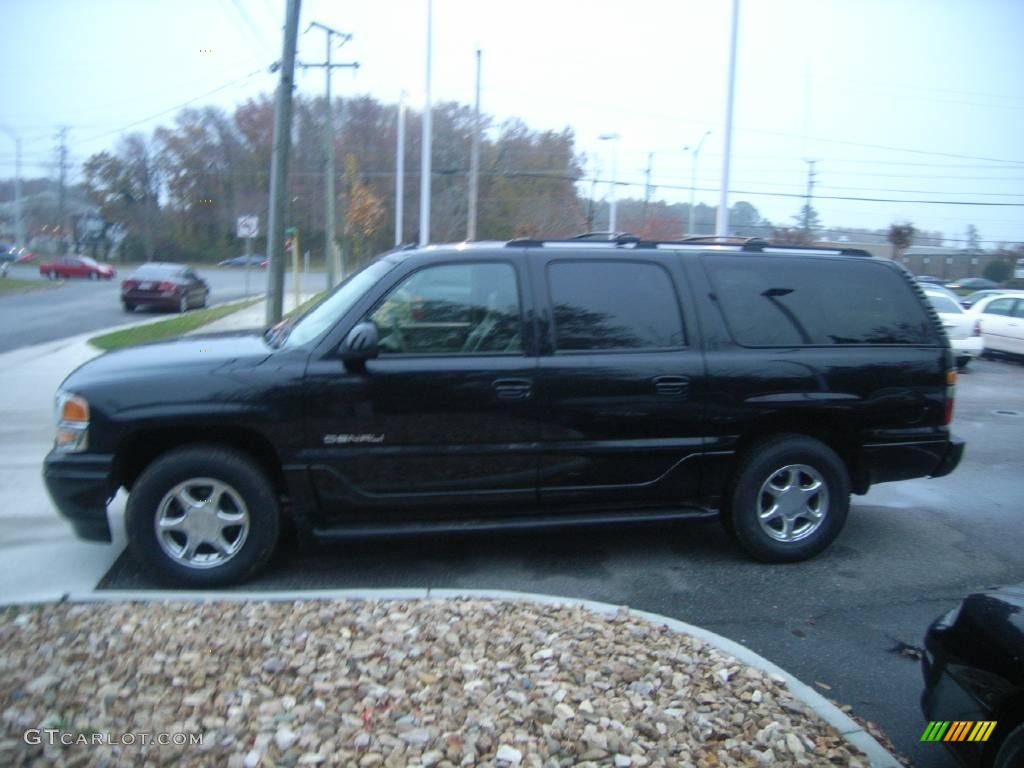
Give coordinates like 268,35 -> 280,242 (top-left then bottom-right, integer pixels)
114,426 -> 288,501
727,415 -> 866,496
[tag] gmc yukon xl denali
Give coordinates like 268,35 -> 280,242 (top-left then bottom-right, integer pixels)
44,236 -> 965,586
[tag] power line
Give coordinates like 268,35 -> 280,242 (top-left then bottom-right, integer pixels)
75,69 -> 266,145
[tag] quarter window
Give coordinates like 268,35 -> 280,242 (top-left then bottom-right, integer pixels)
370,262 -> 522,354
548,261 -> 685,351
706,256 -> 935,346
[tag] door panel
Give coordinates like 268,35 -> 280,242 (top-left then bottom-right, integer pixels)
303,258 -> 540,524
980,298 -> 1018,353
532,256 -> 706,506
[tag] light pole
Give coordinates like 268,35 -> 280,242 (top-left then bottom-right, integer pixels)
598,133 -> 620,237
419,0 -> 433,246
684,131 -> 711,236
716,0 -> 740,236
0,126 -> 23,249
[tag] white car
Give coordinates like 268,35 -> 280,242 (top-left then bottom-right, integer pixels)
922,288 -> 983,369
968,293 -> 1024,357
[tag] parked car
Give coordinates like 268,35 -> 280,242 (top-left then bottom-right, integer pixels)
218,254 -> 266,268
38,255 -> 115,280
12,247 -> 37,263
922,287 -> 984,369
969,294 -> 1024,357
921,584 -> 1024,768
121,262 -> 209,313
916,275 -> 947,285
945,277 -> 1001,291
0,247 -> 16,263
44,236 -> 964,586
961,289 -> 1024,310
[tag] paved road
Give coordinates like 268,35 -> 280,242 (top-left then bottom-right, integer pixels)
98,357 -> 1024,767
0,263 -> 327,353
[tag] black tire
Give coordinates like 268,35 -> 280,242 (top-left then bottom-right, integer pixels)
48,270 -> 57,280
123,302 -> 135,313
199,291 -> 208,309
89,271 -> 98,281
725,434 -> 850,563
125,446 -> 280,587
994,723 -> 1024,768
179,295 -> 188,313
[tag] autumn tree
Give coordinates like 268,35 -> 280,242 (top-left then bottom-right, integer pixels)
343,155 -> 385,270
887,222 -> 916,262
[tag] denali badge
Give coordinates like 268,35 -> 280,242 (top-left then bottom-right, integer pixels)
323,434 -> 385,445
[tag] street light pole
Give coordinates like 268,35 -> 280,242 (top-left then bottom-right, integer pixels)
419,0 -> 433,246
685,131 -> 711,236
395,91 -> 405,246
716,0 -> 740,237
598,133 -> 620,237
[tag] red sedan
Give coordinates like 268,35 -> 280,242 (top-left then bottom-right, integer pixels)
39,255 -> 116,280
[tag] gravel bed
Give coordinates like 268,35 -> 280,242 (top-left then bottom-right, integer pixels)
0,599 -> 869,767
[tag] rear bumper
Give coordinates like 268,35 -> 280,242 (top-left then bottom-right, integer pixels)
122,291 -> 181,307
862,435 -> 965,485
951,336 -> 984,360
930,437 -> 965,478
42,451 -> 116,542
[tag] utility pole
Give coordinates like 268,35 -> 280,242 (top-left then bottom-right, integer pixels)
716,0 -> 740,236
395,91 -> 406,246
299,22 -> 359,288
598,133 -> 620,237
641,152 -> 653,230
57,127 -> 68,254
685,131 -> 711,235
265,0 -> 301,325
802,159 -> 817,233
0,127 -> 23,249
419,0 -> 434,246
467,48 -> 482,241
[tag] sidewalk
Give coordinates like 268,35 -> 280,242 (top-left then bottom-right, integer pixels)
0,294 -> 310,603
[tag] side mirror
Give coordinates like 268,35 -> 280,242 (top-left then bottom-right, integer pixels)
340,321 -> 380,365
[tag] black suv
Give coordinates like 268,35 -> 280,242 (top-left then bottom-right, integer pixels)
44,236 -> 964,586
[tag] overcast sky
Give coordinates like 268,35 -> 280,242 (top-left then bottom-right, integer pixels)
2,0 -> 1023,245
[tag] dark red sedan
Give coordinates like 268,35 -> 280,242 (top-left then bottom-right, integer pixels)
39,255 -> 116,280
121,262 -> 209,313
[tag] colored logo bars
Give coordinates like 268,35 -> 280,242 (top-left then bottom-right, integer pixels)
921,721 -> 997,742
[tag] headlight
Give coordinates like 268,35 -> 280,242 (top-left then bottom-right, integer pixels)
54,391 -> 89,453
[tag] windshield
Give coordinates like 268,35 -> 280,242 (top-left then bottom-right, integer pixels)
282,259 -> 395,348
926,292 -> 963,314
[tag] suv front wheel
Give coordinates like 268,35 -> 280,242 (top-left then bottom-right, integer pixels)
126,446 -> 280,587
725,434 -> 850,563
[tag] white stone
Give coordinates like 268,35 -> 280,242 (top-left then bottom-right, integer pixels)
496,744 -> 523,764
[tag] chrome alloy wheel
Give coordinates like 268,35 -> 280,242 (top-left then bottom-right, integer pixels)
154,478 -> 250,569
756,464 -> 829,543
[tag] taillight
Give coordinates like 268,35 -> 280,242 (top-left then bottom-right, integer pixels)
944,369 -> 956,425
122,279 -> 136,289
157,281 -> 177,292
973,320 -> 982,337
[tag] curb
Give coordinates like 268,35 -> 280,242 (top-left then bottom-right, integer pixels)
38,587 -> 901,767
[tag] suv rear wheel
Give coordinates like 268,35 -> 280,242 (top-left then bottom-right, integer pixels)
725,434 -> 850,563
126,446 -> 280,587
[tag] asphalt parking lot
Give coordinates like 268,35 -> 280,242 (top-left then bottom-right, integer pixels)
97,355 -> 1024,768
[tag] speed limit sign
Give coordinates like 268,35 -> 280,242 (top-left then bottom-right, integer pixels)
236,215 -> 259,239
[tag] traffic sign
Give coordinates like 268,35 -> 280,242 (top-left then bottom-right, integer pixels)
237,215 -> 259,239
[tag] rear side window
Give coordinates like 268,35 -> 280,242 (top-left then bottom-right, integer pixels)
925,293 -> 963,314
984,298 -> 1014,316
548,260 -> 685,351
706,256 -> 935,346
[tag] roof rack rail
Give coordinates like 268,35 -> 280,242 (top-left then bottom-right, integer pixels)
504,235 -> 873,257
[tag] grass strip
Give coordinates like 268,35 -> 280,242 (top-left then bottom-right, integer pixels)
89,298 -> 261,351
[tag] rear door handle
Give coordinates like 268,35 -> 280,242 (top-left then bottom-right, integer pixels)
653,375 -> 689,397
493,378 -> 532,401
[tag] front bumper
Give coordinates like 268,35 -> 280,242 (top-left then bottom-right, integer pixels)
930,436 -> 965,479
42,451 -> 116,542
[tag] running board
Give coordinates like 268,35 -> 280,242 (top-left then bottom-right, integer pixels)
312,507 -> 718,541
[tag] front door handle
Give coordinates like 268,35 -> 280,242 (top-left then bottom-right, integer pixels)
653,375 -> 689,397
493,378 -> 532,401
